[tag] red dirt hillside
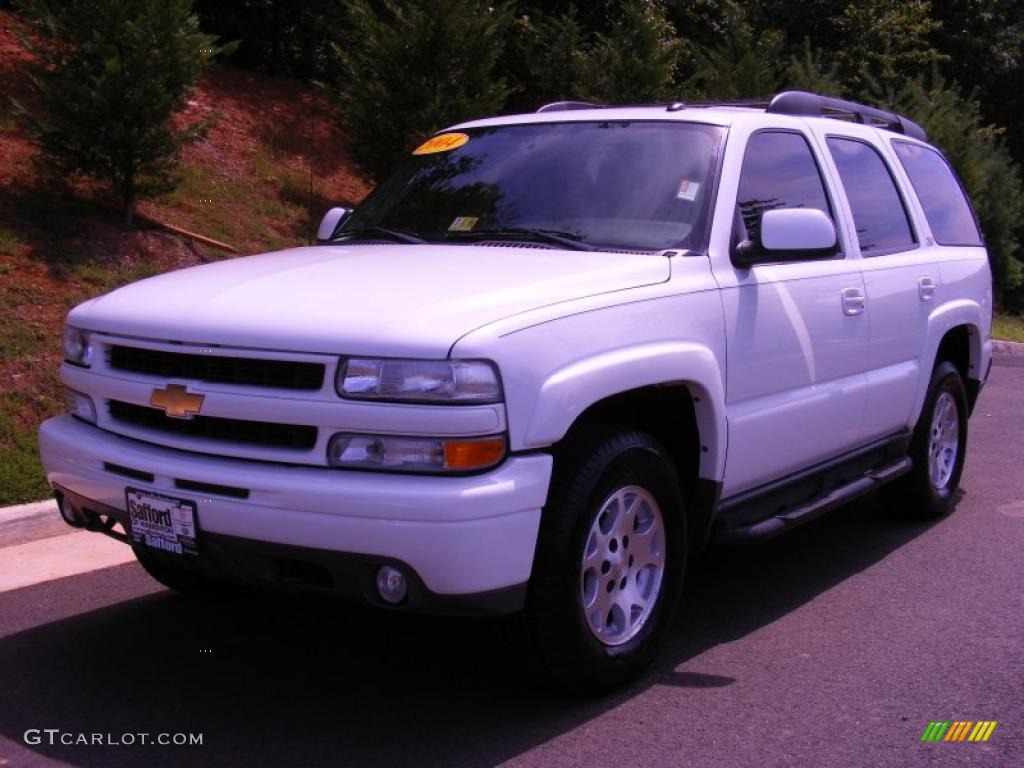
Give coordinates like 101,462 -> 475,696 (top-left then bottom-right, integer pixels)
0,9 -> 369,503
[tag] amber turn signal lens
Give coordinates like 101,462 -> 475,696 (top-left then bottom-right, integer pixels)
443,437 -> 506,470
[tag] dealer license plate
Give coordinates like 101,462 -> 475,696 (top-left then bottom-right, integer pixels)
125,488 -> 199,556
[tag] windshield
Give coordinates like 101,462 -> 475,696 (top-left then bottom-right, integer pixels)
339,121 -> 725,252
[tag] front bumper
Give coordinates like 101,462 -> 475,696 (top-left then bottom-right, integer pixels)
39,416 -> 552,613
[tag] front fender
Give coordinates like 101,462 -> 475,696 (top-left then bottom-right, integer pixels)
523,341 -> 727,480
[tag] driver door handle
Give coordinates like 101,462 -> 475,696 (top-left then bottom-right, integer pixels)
841,287 -> 866,316
918,277 -> 936,301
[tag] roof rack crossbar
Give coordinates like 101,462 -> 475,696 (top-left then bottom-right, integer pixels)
536,101 -> 604,113
766,90 -> 927,141
678,98 -> 772,109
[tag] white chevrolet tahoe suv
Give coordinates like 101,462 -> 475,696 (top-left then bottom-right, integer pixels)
39,91 -> 992,689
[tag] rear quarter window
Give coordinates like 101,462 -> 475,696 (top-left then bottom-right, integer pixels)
892,141 -> 983,246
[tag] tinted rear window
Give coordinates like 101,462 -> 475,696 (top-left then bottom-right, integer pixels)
826,137 -> 915,255
892,142 -> 982,246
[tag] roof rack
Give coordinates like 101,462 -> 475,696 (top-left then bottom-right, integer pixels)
765,91 -> 926,140
536,101 -> 603,113
535,91 -> 927,141
667,90 -> 926,140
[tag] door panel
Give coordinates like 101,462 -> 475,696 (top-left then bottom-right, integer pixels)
720,261 -> 868,496
858,252 -> 936,438
714,127 -> 868,498
812,129 -> 936,442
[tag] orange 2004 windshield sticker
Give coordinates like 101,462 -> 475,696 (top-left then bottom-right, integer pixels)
413,132 -> 469,155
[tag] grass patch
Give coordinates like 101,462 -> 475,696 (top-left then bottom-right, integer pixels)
992,313 -> 1024,343
0,227 -> 24,255
164,160 -> 307,254
0,282 -> 50,361
0,413 -> 52,503
0,387 -> 61,505
0,319 -> 47,360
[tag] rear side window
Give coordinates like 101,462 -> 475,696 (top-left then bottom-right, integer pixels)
737,131 -> 833,244
892,141 -> 983,246
826,137 -> 915,255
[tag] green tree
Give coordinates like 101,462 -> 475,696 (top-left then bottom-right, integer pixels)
329,0 -> 511,181
832,0 -> 946,93
928,0 -> 1024,170
890,76 -> 1024,311
192,0 -> 337,79
505,7 -> 593,111
685,23 -> 785,100
584,0 -> 682,103
15,0 -> 220,222
783,39 -> 844,96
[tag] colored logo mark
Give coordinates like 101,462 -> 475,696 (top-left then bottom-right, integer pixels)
921,721 -> 997,742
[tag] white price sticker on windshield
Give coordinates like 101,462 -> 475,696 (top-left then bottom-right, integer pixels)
677,179 -> 700,201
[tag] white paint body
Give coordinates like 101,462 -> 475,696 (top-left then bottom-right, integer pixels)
38,105 -> 993,599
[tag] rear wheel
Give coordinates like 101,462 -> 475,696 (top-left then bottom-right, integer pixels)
884,361 -> 968,519
524,428 -> 687,692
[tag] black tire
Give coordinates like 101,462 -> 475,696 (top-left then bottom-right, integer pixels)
524,428 -> 687,693
132,545 -> 207,592
884,360 -> 968,519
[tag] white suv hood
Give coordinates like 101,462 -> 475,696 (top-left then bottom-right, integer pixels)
70,244 -> 669,357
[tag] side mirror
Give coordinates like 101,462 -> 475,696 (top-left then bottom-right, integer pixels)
733,208 -> 837,266
316,206 -> 354,243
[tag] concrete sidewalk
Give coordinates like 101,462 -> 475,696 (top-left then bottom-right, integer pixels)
0,498 -> 136,593
0,498 -> 62,548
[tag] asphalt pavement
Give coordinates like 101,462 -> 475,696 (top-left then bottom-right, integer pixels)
1,359 -> 1022,768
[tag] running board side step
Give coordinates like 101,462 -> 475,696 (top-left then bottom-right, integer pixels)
713,456 -> 912,543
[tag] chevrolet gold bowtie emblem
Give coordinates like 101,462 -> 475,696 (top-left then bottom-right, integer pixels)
150,384 -> 204,419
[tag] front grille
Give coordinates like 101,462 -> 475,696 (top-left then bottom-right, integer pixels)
108,345 -> 325,391
108,400 -> 317,450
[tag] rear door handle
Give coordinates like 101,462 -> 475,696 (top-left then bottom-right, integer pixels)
841,287 -> 865,316
918,277 -> 936,301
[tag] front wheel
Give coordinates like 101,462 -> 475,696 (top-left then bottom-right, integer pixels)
884,360 -> 968,519
524,429 -> 687,692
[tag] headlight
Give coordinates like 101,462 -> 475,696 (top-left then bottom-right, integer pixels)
62,327 -> 93,366
337,358 -> 501,403
328,433 -> 506,473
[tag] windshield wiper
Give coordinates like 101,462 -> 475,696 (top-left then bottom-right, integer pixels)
335,226 -> 427,245
447,227 -> 595,251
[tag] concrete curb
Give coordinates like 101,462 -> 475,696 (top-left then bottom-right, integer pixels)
993,339 -> 1024,356
0,498 -> 57,523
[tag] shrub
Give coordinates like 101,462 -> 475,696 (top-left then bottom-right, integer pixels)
583,0 -> 681,103
14,0 -> 221,222
328,0 -> 511,181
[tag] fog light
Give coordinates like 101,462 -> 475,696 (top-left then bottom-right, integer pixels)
376,565 -> 408,605
65,388 -> 97,423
